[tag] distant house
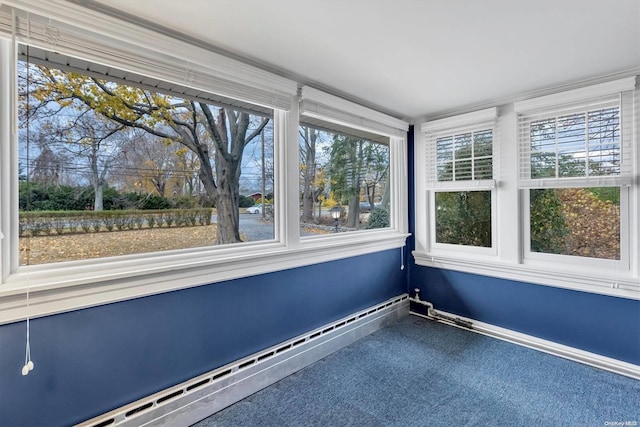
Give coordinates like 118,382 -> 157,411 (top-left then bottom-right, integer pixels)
246,192 -> 263,202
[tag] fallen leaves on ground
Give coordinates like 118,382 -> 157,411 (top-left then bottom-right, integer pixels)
20,225 -> 219,265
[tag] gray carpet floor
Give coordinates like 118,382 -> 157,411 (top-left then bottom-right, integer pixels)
193,315 -> 639,427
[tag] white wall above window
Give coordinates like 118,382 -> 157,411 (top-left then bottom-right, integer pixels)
300,86 -> 409,138
0,2 -> 298,110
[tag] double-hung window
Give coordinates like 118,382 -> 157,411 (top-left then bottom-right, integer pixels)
515,79 -> 635,271
421,108 -> 497,255
414,78 -> 638,297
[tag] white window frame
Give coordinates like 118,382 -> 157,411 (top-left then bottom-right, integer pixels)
522,186 -> 630,271
413,79 -> 639,300
298,86 -> 409,241
516,80 -> 635,273
420,107 -> 498,257
0,1 -> 409,325
429,188 -> 497,256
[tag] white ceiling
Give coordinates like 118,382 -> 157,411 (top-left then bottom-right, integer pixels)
85,0 -> 639,121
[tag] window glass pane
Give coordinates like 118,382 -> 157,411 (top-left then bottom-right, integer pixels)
530,118 -> 557,179
588,107 -> 620,176
529,107 -> 620,179
473,130 -> 493,157
529,187 -> 620,260
557,113 -> 586,177
435,129 -> 492,182
453,133 -> 472,159
474,157 -> 492,180
18,59 -> 274,266
454,159 -> 472,181
299,124 -> 390,235
436,136 -> 453,181
435,191 -> 491,247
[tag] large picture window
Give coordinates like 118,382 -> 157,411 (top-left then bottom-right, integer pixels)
298,86 -> 408,241
18,54 -> 275,266
298,123 -> 391,235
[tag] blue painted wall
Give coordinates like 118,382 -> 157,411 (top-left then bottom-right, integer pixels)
406,125 -> 640,367
0,249 -> 406,427
1,124 -> 637,427
409,266 -> 640,365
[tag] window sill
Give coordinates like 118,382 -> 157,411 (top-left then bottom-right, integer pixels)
0,230 -> 410,325
412,251 -> 640,300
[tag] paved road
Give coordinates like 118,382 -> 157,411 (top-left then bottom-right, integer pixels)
213,213 -> 318,241
239,213 -> 275,241
212,213 -> 274,241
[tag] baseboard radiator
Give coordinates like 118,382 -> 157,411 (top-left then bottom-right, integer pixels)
77,294 -> 409,427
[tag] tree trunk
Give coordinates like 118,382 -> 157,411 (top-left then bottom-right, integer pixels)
90,144 -> 104,211
302,177 -> 315,222
301,128 -> 317,223
94,182 -> 104,211
380,175 -> 390,211
213,150 -> 242,244
347,196 -> 359,228
214,190 -> 241,243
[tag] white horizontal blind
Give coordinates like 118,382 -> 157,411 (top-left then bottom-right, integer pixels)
516,83 -> 635,189
299,86 -> 409,139
0,4 -> 297,111
421,108 -> 497,190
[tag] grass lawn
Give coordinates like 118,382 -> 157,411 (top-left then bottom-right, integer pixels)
20,224 -> 219,265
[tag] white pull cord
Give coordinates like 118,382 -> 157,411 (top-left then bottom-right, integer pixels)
22,268 -> 34,375
20,32 -> 35,376
22,316 -> 34,376
22,236 -> 35,376
400,246 -> 405,270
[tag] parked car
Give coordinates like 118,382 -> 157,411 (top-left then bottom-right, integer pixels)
359,202 -> 375,212
246,205 -> 263,214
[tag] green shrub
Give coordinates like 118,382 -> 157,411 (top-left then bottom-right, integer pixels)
239,195 -> 256,208
365,207 -> 390,229
139,194 -> 171,210
52,217 -> 66,235
91,218 -> 102,233
164,212 -> 175,227
17,208 -> 212,236
146,214 -> 157,228
101,213 -> 116,232
114,214 -> 130,231
80,216 -> 92,233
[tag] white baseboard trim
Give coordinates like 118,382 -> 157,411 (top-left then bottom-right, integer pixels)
410,309 -> 640,381
76,294 -> 409,427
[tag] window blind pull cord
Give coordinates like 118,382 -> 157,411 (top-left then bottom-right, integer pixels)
21,43 -> 35,376
400,246 -> 405,270
22,317 -> 34,376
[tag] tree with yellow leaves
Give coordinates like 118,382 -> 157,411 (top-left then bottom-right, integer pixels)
21,61 -> 269,244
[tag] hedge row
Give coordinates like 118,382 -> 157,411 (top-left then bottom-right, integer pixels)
19,208 -> 213,237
